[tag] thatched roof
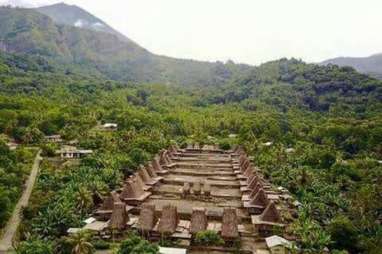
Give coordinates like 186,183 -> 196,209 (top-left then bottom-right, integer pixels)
120,179 -> 144,200
146,164 -> 158,177
100,191 -> 121,210
158,205 -> 179,234
248,176 -> 259,189
138,166 -> 152,182
190,208 -> 207,234
169,144 -> 178,154
138,204 -> 156,231
247,173 -> 256,183
221,208 -> 239,239
109,202 -> 128,230
261,201 -> 282,223
159,150 -> 169,165
241,159 -> 249,171
133,173 -> 147,190
249,188 -> 269,207
249,182 -> 263,199
152,156 -> 163,172
244,166 -> 253,177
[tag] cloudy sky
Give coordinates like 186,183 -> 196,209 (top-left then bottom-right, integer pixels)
1,0 -> 382,65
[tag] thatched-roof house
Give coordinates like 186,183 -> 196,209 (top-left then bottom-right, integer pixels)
138,166 -> 159,185
251,202 -> 285,236
261,202 -> 282,223
109,202 -> 128,231
248,182 -> 263,199
133,173 -> 149,191
190,208 -> 207,234
152,156 -> 168,174
248,176 -> 260,189
138,204 -> 157,232
146,164 -> 158,177
158,205 -> 179,235
250,189 -> 269,207
100,191 -> 121,211
120,179 -> 150,204
221,208 -> 239,239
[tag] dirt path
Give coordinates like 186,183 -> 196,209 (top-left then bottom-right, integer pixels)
0,150 -> 42,253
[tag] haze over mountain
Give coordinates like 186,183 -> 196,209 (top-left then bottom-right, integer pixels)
0,3 -> 251,85
322,53 -> 382,79
36,2 -> 130,42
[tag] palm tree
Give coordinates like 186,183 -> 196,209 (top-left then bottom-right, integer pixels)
65,230 -> 94,254
75,186 -> 93,213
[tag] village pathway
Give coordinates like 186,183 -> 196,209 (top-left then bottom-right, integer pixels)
0,150 -> 42,253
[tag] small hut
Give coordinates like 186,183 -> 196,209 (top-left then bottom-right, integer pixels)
190,208 -> 207,234
146,164 -> 158,177
120,179 -> 151,205
138,204 -> 157,233
244,188 -> 269,214
138,166 -> 159,185
221,208 -> 239,241
152,156 -> 168,174
251,202 -> 285,237
133,173 -> 151,191
96,191 -> 121,219
109,202 -> 128,231
157,205 -> 179,235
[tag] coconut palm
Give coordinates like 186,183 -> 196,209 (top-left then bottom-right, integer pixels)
75,186 -> 93,213
64,230 -> 94,254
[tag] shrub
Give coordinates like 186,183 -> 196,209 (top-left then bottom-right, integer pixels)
16,239 -> 53,254
194,230 -> 225,246
92,240 -> 110,250
218,140 -> 231,150
118,234 -> 159,254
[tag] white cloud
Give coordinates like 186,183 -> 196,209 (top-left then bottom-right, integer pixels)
1,0 -> 382,65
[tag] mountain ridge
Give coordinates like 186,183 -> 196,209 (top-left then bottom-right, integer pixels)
321,53 -> 382,79
0,5 -> 251,85
35,2 -> 133,43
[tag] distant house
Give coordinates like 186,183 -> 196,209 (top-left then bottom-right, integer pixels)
55,146 -> 93,159
159,247 -> 187,254
45,135 -> 63,143
102,123 -> 118,130
6,141 -> 18,151
265,235 -> 294,254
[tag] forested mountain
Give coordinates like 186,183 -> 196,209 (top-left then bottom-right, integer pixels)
36,3 -> 129,42
322,53 -> 382,80
0,5 -> 251,86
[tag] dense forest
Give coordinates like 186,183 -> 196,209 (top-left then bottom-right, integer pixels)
0,48 -> 381,254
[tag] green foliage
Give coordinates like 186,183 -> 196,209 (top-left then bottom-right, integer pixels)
118,234 -> 159,254
218,139 -> 232,150
194,230 -> 225,246
0,26 -> 380,254
92,240 -> 110,250
62,230 -> 94,254
16,238 -> 53,254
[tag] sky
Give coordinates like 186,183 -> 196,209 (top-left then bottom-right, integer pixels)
1,0 -> 382,65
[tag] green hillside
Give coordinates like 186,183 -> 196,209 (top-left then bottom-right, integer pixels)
0,6 -> 251,86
